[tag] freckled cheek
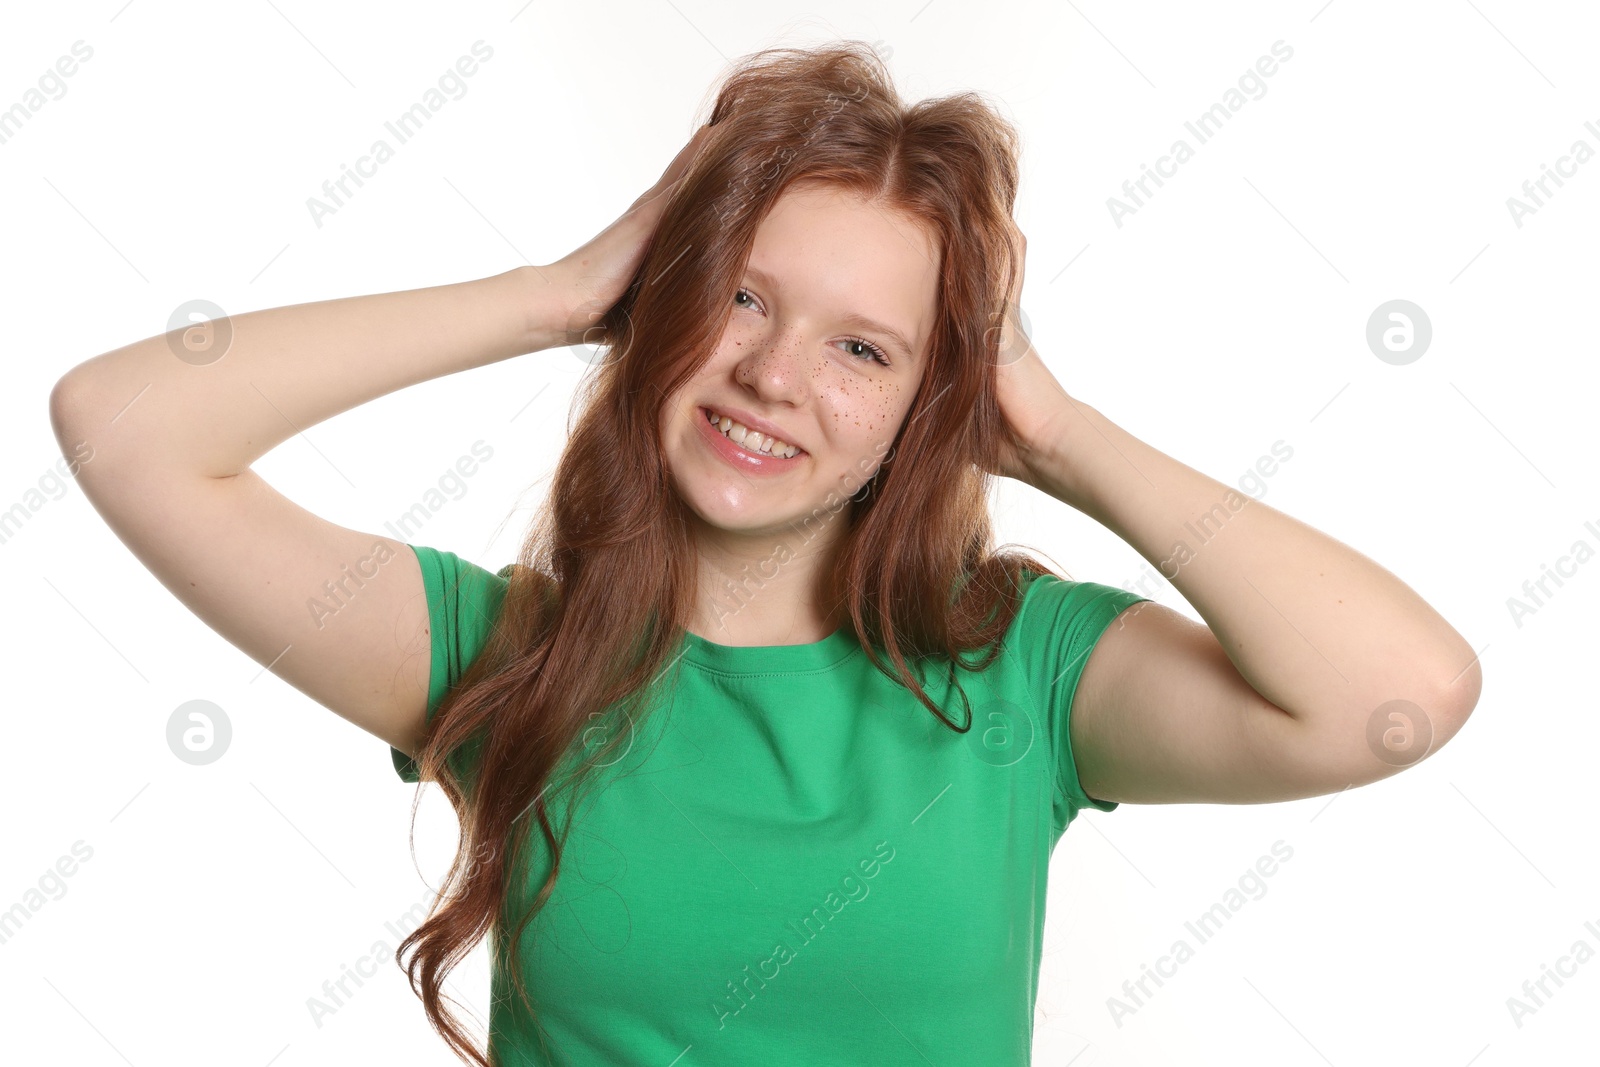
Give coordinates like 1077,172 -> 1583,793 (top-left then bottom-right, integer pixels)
813,378 -> 908,470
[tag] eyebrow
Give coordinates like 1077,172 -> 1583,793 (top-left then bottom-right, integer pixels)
743,265 -> 918,361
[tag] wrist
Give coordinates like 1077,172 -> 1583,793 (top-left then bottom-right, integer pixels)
1018,395 -> 1100,509
512,263 -> 579,354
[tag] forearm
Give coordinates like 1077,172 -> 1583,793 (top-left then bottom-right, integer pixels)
1020,396 -> 1482,722
53,264 -> 570,479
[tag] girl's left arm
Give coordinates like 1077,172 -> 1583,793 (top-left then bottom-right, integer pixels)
1014,387 -> 1482,806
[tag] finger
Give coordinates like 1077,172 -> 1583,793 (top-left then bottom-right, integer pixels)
656,124 -> 714,190
628,128 -> 712,214
1013,226 -> 1027,300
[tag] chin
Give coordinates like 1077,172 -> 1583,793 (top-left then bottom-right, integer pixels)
678,481 -> 805,536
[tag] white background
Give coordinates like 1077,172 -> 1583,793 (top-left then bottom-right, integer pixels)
3,1 -> 1596,1064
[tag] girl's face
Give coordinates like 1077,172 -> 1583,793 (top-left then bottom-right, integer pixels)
659,183 -> 940,539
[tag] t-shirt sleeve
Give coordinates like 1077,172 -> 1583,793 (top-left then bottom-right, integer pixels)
1009,569 -> 1150,826
391,544 -> 514,784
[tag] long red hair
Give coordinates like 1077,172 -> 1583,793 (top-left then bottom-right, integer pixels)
397,39 -> 1067,1065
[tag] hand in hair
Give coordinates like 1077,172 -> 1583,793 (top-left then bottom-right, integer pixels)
547,123 -> 716,347
982,220 -> 1076,488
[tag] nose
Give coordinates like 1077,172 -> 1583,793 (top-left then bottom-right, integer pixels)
735,323 -> 810,406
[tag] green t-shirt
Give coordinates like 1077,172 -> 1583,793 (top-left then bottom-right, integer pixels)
391,543 -> 1148,1065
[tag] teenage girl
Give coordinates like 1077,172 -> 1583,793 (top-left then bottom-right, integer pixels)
49,41 -> 1479,1067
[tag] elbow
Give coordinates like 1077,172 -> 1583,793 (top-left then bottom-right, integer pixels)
1346,662 -> 1481,786
1397,632 -> 1484,756
48,368 -> 102,481
1431,655 -> 1482,743
48,368 -> 86,450
1391,659 -> 1482,768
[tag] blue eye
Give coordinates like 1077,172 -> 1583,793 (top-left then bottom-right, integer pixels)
840,336 -> 891,366
734,288 -> 893,368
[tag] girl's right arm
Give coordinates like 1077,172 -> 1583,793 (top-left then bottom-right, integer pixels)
47,122 -> 710,762
47,266 -> 576,762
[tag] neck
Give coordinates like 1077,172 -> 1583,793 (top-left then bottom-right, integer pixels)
686,514 -> 850,646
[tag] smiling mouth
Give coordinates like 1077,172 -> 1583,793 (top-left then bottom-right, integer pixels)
701,407 -> 805,458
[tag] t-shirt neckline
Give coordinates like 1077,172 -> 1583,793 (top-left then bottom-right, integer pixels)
678,623 -> 863,674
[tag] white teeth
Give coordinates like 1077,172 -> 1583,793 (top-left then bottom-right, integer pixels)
705,409 -> 799,458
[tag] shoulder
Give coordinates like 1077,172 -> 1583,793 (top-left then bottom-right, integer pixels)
999,563 -> 1153,724
409,545 -> 535,598
1009,565 -> 1149,641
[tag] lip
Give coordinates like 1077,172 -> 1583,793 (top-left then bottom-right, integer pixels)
696,405 -> 807,474
702,404 -> 805,455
